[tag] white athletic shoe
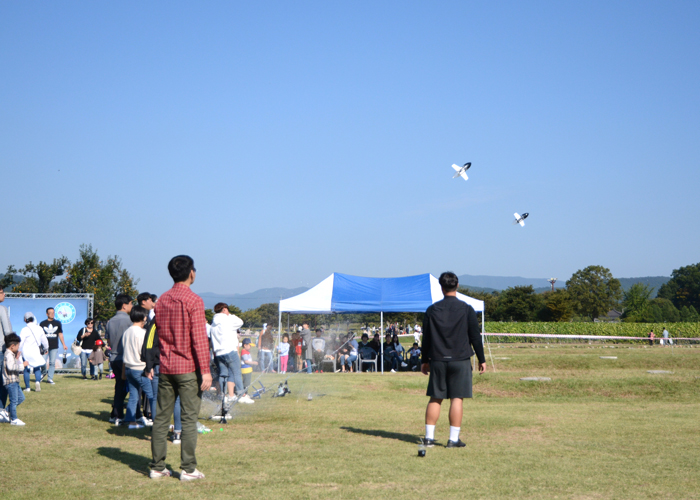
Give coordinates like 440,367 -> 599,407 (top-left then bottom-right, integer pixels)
11,418 -> 26,426
128,423 -> 144,430
46,379 -> 55,385
23,388 -> 31,392
0,409 -> 10,423
113,418 -> 122,427
149,468 -> 172,479
35,382 -> 41,392
390,369 -> 396,373
180,468 -> 205,481
401,362 -> 408,368
171,432 -> 181,445
238,394 -> 255,404
139,416 -> 153,427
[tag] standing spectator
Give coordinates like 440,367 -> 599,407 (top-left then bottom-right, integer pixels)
149,255 -> 211,481
40,307 -> 67,385
311,329 -> 326,372
421,272 -> 486,448
210,303 -> 252,404
239,338 -> 257,391
0,286 -> 13,417
291,330 -> 303,372
137,292 -> 157,421
257,326 -> 275,373
77,318 -> 100,380
3,333 -> 28,426
413,325 -> 422,344
19,313 -> 48,392
300,323 -> 313,374
106,294 -> 133,424
122,306 -> 154,430
663,327 -> 670,346
278,334 -> 290,374
648,329 -> 655,346
142,293 -> 185,443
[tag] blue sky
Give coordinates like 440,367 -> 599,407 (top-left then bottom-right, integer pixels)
2,1 -> 699,295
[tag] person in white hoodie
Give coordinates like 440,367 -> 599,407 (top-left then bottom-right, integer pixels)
210,303 -> 253,404
19,313 -> 49,392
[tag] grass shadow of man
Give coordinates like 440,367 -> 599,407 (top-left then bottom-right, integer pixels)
340,426 -> 419,444
97,447 -> 151,476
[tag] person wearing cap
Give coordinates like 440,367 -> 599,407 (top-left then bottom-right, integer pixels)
239,338 -> 257,391
88,338 -> 107,380
0,286 -> 14,416
421,272 -> 486,449
19,313 -> 49,392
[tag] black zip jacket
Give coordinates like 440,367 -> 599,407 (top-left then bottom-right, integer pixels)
421,296 -> 484,364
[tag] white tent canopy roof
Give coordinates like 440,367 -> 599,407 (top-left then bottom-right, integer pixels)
279,273 -> 484,314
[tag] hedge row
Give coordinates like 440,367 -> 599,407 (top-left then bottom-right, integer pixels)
484,322 -> 700,338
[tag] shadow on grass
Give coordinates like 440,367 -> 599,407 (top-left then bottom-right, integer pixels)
106,425 -> 151,441
97,447 -> 149,476
76,410 -> 111,422
340,426 -> 419,444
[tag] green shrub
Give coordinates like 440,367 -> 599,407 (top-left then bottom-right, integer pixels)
484,322 -> 700,338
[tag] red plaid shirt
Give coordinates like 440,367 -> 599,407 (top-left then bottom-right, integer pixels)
155,283 -> 211,376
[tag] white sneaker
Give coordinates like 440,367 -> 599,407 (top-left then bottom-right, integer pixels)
390,369 -> 396,373
401,362 -> 408,368
180,468 -> 205,481
0,409 -> 9,423
238,394 -> 255,404
149,468 -> 172,479
171,432 -> 181,445
113,418 -> 122,426
224,395 -> 236,404
11,418 -> 26,426
139,416 -> 153,427
35,382 -> 41,392
128,423 -> 144,430
23,388 -> 31,392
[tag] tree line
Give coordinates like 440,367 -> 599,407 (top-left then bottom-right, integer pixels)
463,263 -> 700,323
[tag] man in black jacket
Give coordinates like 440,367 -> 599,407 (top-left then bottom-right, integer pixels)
421,272 -> 485,448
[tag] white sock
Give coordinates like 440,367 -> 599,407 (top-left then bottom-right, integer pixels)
425,425 -> 435,440
449,426 -> 460,442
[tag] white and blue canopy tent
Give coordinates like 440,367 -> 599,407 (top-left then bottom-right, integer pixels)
278,273 -> 485,373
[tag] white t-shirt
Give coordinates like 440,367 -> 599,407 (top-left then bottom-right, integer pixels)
122,325 -> 146,370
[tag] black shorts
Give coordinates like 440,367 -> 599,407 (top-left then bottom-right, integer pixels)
426,359 -> 473,399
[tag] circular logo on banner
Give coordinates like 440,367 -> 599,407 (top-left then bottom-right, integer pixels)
55,302 -> 77,325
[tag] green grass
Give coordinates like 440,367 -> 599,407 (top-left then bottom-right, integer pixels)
1,346 -> 699,499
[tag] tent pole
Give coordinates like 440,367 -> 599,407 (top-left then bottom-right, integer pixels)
277,306 -> 282,372
380,311 -> 384,374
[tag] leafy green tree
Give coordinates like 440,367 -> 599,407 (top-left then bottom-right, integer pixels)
493,286 -> 545,322
679,305 -> 700,322
56,244 -> 139,321
1,257 -> 70,293
228,304 -> 243,316
541,289 -> 575,322
657,262 -> 700,311
460,288 -> 499,320
204,309 -> 214,323
621,283 -> 653,322
566,265 -> 622,320
649,298 -> 680,322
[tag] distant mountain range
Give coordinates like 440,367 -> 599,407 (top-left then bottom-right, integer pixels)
198,287 -> 309,311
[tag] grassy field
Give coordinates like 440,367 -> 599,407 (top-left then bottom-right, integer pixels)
1,345 -> 699,500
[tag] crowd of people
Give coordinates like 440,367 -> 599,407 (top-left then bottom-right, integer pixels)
0,264 -> 431,480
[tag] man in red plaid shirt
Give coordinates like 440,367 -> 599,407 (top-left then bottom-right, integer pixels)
149,255 -> 212,481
